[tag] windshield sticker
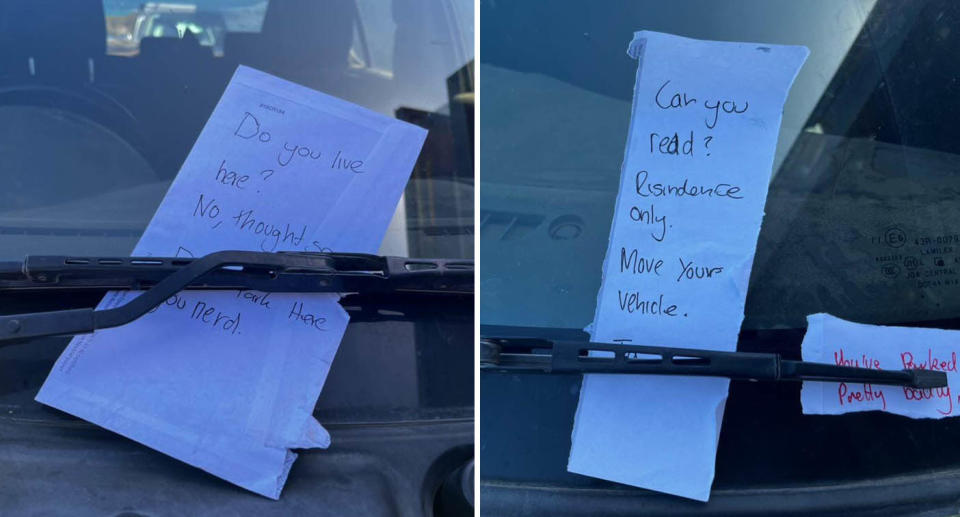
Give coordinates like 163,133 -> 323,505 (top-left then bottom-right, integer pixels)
802,313 -> 960,418
35,65 -> 426,499
569,31 -> 808,501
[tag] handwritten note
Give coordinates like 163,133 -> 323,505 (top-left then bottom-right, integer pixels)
36,66 -> 426,498
802,313 -> 960,419
568,31 -> 807,501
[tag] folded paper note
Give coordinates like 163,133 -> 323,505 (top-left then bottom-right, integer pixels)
569,31 -> 807,501
802,313 -> 959,419
36,65 -> 426,498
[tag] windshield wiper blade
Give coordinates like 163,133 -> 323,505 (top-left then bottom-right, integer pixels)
0,251 -> 472,343
480,337 -> 946,389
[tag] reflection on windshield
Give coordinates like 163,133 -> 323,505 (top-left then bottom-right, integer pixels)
480,0 -> 960,331
747,0 -> 960,330
0,0 -> 474,260
104,1 -> 263,57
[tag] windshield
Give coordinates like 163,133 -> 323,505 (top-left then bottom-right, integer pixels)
0,0 -> 474,425
0,0 -> 473,261
481,0 -> 960,492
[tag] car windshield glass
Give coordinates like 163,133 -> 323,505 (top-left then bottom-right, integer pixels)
0,0 -> 474,424
0,0 -> 473,261
481,0 -> 960,489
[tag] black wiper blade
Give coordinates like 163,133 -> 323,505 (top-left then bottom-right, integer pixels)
480,337 -> 946,390
0,251 -> 472,343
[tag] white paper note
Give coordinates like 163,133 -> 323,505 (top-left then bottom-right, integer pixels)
36,65 -> 426,498
802,313 -> 959,419
569,31 -> 807,501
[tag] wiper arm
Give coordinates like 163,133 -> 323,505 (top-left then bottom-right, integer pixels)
0,251 -> 472,343
480,337 -> 947,390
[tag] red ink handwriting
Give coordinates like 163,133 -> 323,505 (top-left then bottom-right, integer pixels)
900,350 -> 958,373
838,382 -> 887,410
902,385 -> 953,415
834,349 -> 882,370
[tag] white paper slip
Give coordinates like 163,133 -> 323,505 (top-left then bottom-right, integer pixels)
802,313 -> 959,419
569,31 -> 808,501
36,65 -> 426,499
